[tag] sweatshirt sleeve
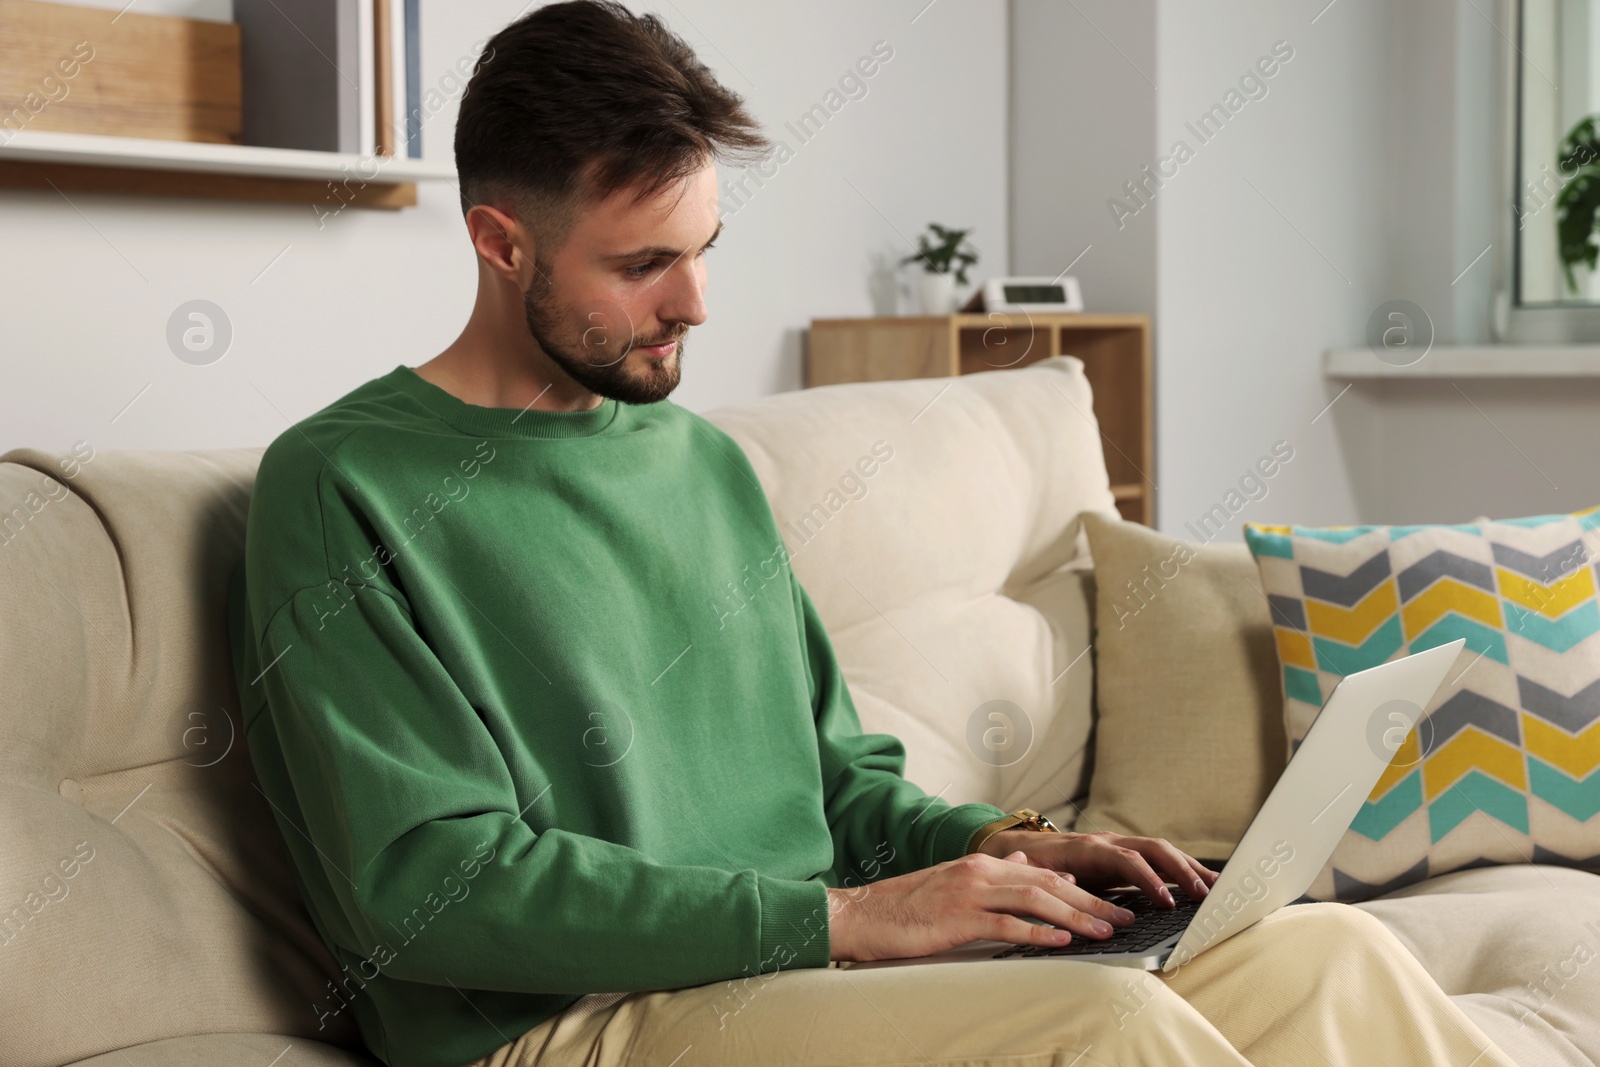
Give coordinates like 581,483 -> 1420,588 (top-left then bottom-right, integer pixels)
245,579 -> 833,994
790,566 -> 1009,883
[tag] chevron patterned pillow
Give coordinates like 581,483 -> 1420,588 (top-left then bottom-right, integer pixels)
1243,509 -> 1600,903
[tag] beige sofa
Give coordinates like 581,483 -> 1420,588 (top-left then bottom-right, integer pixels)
2,355 -> 1596,1067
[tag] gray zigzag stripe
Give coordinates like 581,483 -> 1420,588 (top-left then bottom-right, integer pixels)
1445,855 -> 1511,875
1423,689 -> 1521,748
1300,552 -> 1390,607
1532,844 -> 1600,869
1517,675 -> 1600,733
1492,540 -> 1589,583
1332,856 -> 1430,902
1268,595 -> 1306,631
1396,551 -> 1495,602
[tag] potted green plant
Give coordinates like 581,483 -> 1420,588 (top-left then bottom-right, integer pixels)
900,222 -> 979,314
1556,115 -> 1600,294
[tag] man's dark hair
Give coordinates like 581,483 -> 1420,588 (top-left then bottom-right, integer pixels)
454,0 -> 771,263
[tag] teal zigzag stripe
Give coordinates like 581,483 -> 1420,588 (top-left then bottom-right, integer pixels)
1528,757 -> 1600,821
1243,527 -> 1293,560
1412,614 -> 1509,665
1429,771 -> 1530,841
1313,615 -> 1404,675
1390,523 -> 1483,540
1498,513 -> 1571,528
1300,526 -> 1382,544
1502,600 -> 1600,653
1350,769 -> 1423,841
1284,665 -> 1322,706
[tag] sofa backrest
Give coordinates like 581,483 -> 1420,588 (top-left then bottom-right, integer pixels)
0,447 -> 371,1065
0,355 -> 1115,1061
701,355 -> 1116,820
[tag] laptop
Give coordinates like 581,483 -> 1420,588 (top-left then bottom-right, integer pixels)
849,637 -> 1467,976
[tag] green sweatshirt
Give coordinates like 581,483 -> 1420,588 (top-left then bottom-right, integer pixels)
225,364 -> 1009,1067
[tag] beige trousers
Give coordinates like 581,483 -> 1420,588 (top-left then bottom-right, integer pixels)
464,902 -> 1519,1067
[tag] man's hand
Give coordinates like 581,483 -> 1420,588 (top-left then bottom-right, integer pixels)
824,851 -> 1139,963
974,828 -> 1220,907
822,829 -> 1223,964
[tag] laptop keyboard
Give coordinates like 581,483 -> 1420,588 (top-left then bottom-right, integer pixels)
990,885 -> 1200,958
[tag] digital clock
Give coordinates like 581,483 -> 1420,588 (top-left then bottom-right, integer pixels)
961,276 -> 1085,313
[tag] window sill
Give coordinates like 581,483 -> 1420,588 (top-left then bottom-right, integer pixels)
1323,345 -> 1600,378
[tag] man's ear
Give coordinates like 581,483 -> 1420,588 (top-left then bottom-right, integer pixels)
466,203 -> 533,286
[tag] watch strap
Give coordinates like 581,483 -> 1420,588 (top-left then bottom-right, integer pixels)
966,807 -> 1060,855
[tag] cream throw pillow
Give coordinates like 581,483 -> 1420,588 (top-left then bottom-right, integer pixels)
1077,512 -> 1286,862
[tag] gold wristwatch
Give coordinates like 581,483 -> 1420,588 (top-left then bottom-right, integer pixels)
966,807 -> 1061,855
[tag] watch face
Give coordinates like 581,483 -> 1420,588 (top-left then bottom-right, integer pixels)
1021,810 -> 1058,832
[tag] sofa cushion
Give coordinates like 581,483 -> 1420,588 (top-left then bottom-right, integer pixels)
703,355 -> 1115,824
1074,512 -> 1286,860
0,448 -> 368,1067
1244,510 -> 1600,902
1353,863 -> 1600,1067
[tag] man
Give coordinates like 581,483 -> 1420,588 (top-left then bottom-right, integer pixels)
227,5 -> 1520,1067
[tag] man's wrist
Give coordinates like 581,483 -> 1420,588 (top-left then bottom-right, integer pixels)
825,886 -> 853,962
965,807 -> 1062,856
971,827 -> 1043,858
931,804 -> 1006,865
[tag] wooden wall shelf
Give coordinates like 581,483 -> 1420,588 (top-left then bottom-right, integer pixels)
0,128 -> 452,210
0,1 -> 451,210
807,313 -> 1155,526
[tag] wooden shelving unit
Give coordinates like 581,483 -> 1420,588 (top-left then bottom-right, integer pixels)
807,313 -> 1155,526
0,0 -> 452,209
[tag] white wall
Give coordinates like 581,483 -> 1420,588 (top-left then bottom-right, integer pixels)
1009,0 -> 1157,318
1365,0 -> 1600,524
1013,0 -> 1600,538
1326,0 -> 1600,526
0,0 -> 1008,454
1154,0 -> 1393,537
1011,0 -> 1391,537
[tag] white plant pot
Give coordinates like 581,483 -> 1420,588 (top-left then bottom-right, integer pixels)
916,271 -> 957,315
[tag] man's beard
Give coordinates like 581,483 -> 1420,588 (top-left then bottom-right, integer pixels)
522,275 -> 683,406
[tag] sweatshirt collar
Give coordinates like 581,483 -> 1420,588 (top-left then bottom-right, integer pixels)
384,365 -> 625,440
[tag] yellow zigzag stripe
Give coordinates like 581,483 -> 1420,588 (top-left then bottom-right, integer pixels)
1497,565 -> 1595,619
1276,629 -> 1316,671
1423,729 -> 1527,801
1371,729 -> 1423,799
1400,579 -> 1502,639
1524,714 -> 1600,778
1306,581 -> 1399,644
